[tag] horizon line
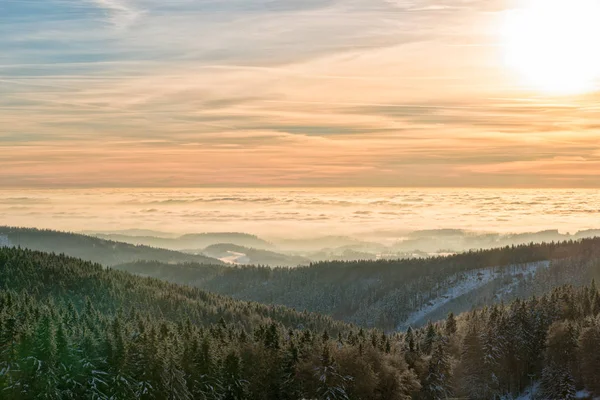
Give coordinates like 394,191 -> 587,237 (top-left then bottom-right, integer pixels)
2,185 -> 600,190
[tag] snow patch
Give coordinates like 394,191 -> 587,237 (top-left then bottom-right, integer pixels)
0,235 -> 12,248
399,261 -> 550,329
508,382 -> 539,400
576,389 -> 600,399
219,251 -> 250,265
508,385 -> 598,400
493,261 -> 549,298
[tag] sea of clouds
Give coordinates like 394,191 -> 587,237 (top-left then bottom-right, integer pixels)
1,188 -> 599,242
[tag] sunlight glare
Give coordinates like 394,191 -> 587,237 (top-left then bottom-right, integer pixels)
502,0 -> 600,94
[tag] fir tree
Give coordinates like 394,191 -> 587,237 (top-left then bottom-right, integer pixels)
423,341 -> 453,400
222,351 -> 246,400
445,312 -> 457,337
578,321 -> 600,394
540,363 -> 576,400
423,321 -> 437,355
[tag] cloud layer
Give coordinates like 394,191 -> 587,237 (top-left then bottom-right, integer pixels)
2,0 -> 600,187
2,188 -> 599,238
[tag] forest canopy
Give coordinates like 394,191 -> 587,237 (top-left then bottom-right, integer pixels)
2,247 -> 600,399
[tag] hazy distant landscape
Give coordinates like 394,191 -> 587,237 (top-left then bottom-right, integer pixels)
3,224 -> 600,330
3,188 -> 600,266
89,226 -> 600,265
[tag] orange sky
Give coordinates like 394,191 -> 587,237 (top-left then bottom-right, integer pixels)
2,0 -> 600,187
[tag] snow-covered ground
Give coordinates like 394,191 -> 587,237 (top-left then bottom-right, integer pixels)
219,251 -> 250,265
508,382 -> 539,400
494,261 -> 550,298
399,260 -> 550,329
0,235 -> 12,247
505,384 -> 598,400
576,390 -> 599,399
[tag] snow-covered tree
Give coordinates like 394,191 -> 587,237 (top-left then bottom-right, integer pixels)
423,341 -> 452,400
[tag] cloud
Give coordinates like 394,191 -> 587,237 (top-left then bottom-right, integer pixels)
2,188 -> 599,240
89,0 -> 142,29
2,0 -> 600,188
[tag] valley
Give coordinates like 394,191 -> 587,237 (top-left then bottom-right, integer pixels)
2,238 -> 600,399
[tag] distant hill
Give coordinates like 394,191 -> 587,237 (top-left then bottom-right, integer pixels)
0,246 -> 345,332
272,235 -> 381,252
117,238 -> 600,330
83,228 -> 180,238
199,243 -> 311,267
92,231 -> 273,251
89,229 -> 600,263
389,228 -> 600,253
0,226 -> 223,266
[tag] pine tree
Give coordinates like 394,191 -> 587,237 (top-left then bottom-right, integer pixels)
160,351 -> 191,400
423,321 -> 437,355
458,321 -> 492,399
579,321 -> 600,393
34,313 -> 57,365
540,363 -> 576,400
222,351 -> 246,400
28,313 -> 60,399
546,321 -> 578,373
0,315 -> 22,398
279,342 -> 301,400
423,341 -> 453,400
405,327 -> 416,353
191,335 -> 222,399
264,323 -> 280,350
315,344 -> 350,400
105,315 -> 135,399
445,312 -> 457,337
55,323 -> 78,398
404,326 -> 419,368
0,315 -> 20,368
480,322 -> 501,397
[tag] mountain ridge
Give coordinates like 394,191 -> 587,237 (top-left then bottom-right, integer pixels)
0,226 -> 224,266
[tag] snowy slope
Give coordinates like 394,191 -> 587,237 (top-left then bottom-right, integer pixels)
399,261 -> 550,329
0,235 -> 12,247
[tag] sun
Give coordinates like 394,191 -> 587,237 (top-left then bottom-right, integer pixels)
501,0 -> 600,94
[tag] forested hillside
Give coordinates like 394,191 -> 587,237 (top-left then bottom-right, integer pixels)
93,232 -> 273,251
0,247 -> 420,399
447,282 -> 600,399
117,238 -> 600,330
2,247 -> 600,399
0,227 -> 223,266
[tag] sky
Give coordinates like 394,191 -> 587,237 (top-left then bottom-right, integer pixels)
2,0 -> 600,188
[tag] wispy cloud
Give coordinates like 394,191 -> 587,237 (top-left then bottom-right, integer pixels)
89,0 -> 142,29
1,0 -> 599,188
